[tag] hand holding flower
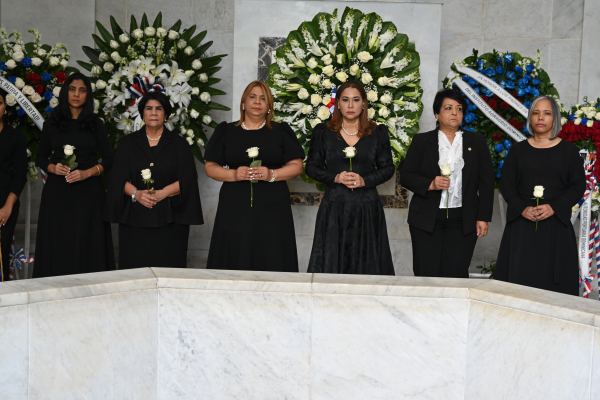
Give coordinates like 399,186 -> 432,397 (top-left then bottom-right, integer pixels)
246,147 -> 261,207
136,190 -> 157,209
532,185 -> 544,231
141,169 -> 156,194
339,171 -> 365,189
533,204 -> 554,221
52,163 -> 70,176
440,162 -> 452,217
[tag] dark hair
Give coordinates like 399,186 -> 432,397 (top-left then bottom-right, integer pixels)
138,91 -> 172,122
433,89 -> 468,126
328,81 -> 376,138
0,88 -> 7,103
52,72 -> 96,131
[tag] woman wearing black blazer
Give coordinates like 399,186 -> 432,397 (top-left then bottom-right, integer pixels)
401,89 -> 494,277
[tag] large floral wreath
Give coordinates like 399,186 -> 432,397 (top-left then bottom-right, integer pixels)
77,12 -> 230,162
444,49 -> 560,186
0,29 -> 75,178
266,7 -> 423,190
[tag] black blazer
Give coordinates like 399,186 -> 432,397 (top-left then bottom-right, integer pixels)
401,129 -> 494,234
0,125 -> 27,206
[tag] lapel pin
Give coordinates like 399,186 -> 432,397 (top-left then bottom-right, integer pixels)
468,148 -> 472,151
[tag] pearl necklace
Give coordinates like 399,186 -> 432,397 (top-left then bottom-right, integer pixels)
242,120 -> 266,130
146,134 -> 162,141
342,123 -> 359,136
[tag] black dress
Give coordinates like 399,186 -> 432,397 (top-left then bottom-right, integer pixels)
495,139 -> 586,295
204,121 -> 305,272
34,118 -> 115,278
105,127 -> 203,269
305,123 -> 395,275
0,125 -> 27,282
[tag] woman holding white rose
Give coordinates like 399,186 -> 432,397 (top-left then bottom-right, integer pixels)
204,81 -> 304,272
34,73 -> 116,278
495,96 -> 585,295
105,91 -> 203,269
305,81 -> 395,275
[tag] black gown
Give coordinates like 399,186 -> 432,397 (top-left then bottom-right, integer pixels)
34,118 -> 116,278
0,125 -> 27,282
305,123 -> 395,275
204,121 -> 305,272
105,127 -> 203,269
495,139 -> 586,295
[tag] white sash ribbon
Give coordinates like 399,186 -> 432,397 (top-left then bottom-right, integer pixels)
0,76 -> 45,129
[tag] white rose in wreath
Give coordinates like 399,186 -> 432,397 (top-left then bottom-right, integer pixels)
141,168 -> 152,180
110,40 -> 119,49
31,57 -> 42,67
322,79 -> 332,88
15,78 -> 25,89
311,93 -> 322,106
588,120 -> 594,128
298,88 -> 309,100
144,27 -> 156,37
22,85 -> 35,95
96,80 -> 107,90
380,93 -> 392,104
191,87 -> 200,95
185,70 -> 194,77
12,45 -> 22,53
306,58 -> 318,69
378,106 -> 390,118
317,106 -> 331,120
60,59 -> 69,69
336,54 -> 344,64
309,118 -> 321,128
378,76 -> 390,86
575,118 -> 582,125
104,62 -> 114,72
36,48 -> 46,57
132,29 -> 144,39
52,87 -> 62,97
349,64 -> 360,76
111,51 -> 120,62
186,129 -> 194,137
321,54 -> 333,65
186,137 -> 194,145
366,90 -> 378,102
357,51 -> 373,63
202,115 -> 212,125
190,109 -> 200,119
98,52 -> 109,62
64,145 -> 75,156
596,112 -> 600,120
156,28 -> 167,38
308,73 -> 320,85
5,60 -> 16,69
322,65 -> 335,77
200,92 -> 211,104
199,73 -> 208,83
301,104 -> 313,114
322,95 -> 331,106
168,30 -> 179,40
197,138 -> 205,146
12,52 -> 24,62
119,33 -> 130,43
49,97 -> 59,108
177,39 -> 187,49
5,95 -> 16,106
368,108 -> 376,119
192,59 -> 202,70
361,73 -> 373,85
336,71 -> 348,83
184,46 -> 194,56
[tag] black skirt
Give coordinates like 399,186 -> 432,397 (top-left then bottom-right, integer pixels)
118,223 -> 189,269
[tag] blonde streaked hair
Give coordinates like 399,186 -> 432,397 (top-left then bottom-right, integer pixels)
236,80 -> 274,129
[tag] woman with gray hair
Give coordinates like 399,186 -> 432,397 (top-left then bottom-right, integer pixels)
495,95 -> 585,295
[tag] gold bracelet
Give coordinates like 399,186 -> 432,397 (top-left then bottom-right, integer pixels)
95,165 -> 101,176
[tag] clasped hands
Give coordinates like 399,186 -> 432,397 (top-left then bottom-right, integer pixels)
522,204 -> 554,222
135,189 -> 168,209
335,171 -> 365,189
52,163 -> 89,184
236,166 -> 272,181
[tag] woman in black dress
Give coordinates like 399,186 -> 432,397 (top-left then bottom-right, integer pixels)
495,96 -> 585,295
34,73 -> 115,277
306,81 -> 395,275
204,81 -> 304,272
0,89 -> 27,281
105,91 -> 203,269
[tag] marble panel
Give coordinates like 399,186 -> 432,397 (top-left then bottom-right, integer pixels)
551,0 -> 585,39
578,0 -> 600,101
158,288 -> 312,400
384,208 -> 411,240
291,205 -> 320,237
152,267 -> 312,292
6,268 -> 157,303
95,0 -> 127,28
469,190 -> 504,270
296,236 -> 314,273
29,289 -> 158,400
440,0 -> 484,37
548,39 -> 581,109
483,0 -> 553,39
125,0 -> 197,31
0,282 -> 28,307
465,301 -> 593,400
311,294 -> 468,400
592,327 -> 600,396
418,52 -> 443,131
438,36 -> 483,89
0,304 -> 28,400
390,239 -> 413,276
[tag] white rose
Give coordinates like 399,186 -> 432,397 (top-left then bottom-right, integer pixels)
202,115 -> 212,125
132,29 -> 144,39
380,93 -> 392,104
184,46 -> 194,56
93,99 -> 99,113
22,85 -> 35,95
440,163 -> 452,177
91,83 -> 96,92
321,54 -> 333,65
311,94 -> 322,106
343,146 -> 356,158
357,51 -> 373,63
5,95 -> 16,106
322,95 -> 331,106
368,108 -> 376,119
561,117 -> 567,125
156,28 -> 167,38
36,48 -> 47,57
190,109 -> 200,119
588,120 -> 594,128
110,40 -> 119,49
111,51 -> 120,62
191,87 -> 199,95
98,52 -> 109,62
96,80 -> 107,90
200,92 -> 211,104
92,65 -> 103,76
298,88 -> 309,100
177,39 -> 187,49
185,70 -> 194,77
197,138 -> 205,146
574,118 -> 582,125
322,79 -> 332,88
144,27 -> 156,37
60,59 -> 69,69
336,54 -> 344,64
306,58 -> 318,69
349,64 -> 360,76
52,87 -> 62,97
186,129 -> 194,138
323,65 -> 335,77
593,205 -> 599,212
378,106 -> 390,118
103,62 -> 114,72
309,118 -> 322,128
49,97 -> 59,108
12,52 -> 24,62
247,147 -> 259,158
378,76 -> 390,86
594,190 -> 600,200
336,71 -> 348,83
191,59 -> 202,70
301,104 -> 313,114
186,137 -> 194,145
367,90 -> 378,102
317,106 -> 331,120
199,73 -> 208,83
596,112 -> 600,120
575,110 -> 584,117
119,33 -> 130,43
15,78 -> 25,89
533,185 -> 544,198
141,169 -> 152,180
64,145 -> 75,156
168,30 -> 179,40
308,73 -> 320,85
361,73 -> 373,85
31,57 -> 42,67
12,45 -> 22,53
5,60 -> 16,70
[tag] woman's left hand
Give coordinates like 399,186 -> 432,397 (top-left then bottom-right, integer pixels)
533,204 -> 554,221
0,204 -> 12,226
476,221 -> 488,238
341,172 -> 365,189
65,170 -> 89,183
152,189 -> 168,203
249,166 -> 272,181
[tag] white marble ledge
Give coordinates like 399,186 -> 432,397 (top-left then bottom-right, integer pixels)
313,273 -> 487,298
239,0 -> 444,2
4,268 -> 157,304
471,280 -> 600,327
152,267 -> 313,293
0,283 -> 28,308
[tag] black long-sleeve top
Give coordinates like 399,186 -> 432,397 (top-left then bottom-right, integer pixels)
0,125 -> 28,205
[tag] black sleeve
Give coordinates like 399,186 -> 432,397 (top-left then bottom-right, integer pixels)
204,122 -> 228,165
279,122 -> 306,164
36,121 -> 53,172
476,134 -> 495,222
104,136 -> 131,223
96,119 -> 114,171
362,124 -> 395,189
8,129 -> 28,198
172,138 -> 204,225
400,133 -> 432,197
500,145 -> 525,222
305,124 -> 338,185
548,144 -> 586,225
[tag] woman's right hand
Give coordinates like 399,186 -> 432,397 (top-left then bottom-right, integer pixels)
429,176 -> 450,191
51,163 -> 70,176
235,166 -> 251,181
136,190 -> 157,209
521,206 -> 537,222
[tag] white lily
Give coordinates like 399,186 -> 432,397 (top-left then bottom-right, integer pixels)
107,70 -> 125,87
166,61 -> 189,85
287,54 -> 305,68
164,113 -> 181,131
122,59 -> 143,83
380,54 -> 394,69
115,113 -> 135,132
168,83 -> 193,108
309,43 -> 323,57
136,56 -> 156,78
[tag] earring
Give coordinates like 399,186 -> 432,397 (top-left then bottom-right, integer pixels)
242,105 -> 245,111
267,109 -> 271,114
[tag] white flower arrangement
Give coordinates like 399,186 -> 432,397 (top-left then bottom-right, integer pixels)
266,7 -> 423,190
77,12 -> 230,163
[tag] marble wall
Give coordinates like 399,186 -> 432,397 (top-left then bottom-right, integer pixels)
2,268 -> 600,399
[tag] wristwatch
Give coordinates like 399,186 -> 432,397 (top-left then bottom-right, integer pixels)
132,189 -> 138,203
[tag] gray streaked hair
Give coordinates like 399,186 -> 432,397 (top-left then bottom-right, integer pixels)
526,95 -> 562,139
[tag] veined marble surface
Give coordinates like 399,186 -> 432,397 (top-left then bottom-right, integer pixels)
2,268 -> 600,399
